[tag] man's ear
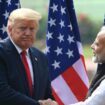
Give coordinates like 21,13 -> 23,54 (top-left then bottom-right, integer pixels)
7,25 -> 12,35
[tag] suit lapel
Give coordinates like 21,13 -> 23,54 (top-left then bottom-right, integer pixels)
29,48 -> 40,99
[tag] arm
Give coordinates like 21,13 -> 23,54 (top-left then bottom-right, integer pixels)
70,79 -> 105,105
0,53 -> 39,105
42,54 -> 54,100
44,66 -> 54,100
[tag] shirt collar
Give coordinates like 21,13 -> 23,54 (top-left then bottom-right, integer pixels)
9,37 -> 29,54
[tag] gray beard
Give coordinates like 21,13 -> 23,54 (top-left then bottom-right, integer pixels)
92,56 -> 103,64
92,56 -> 100,63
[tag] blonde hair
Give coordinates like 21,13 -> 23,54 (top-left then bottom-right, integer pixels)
7,8 -> 42,30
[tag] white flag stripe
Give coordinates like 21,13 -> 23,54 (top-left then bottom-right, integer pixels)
77,41 -> 83,55
73,58 -> 89,88
51,75 -> 78,104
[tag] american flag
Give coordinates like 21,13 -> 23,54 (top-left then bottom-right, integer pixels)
0,0 -> 20,39
46,0 -> 89,105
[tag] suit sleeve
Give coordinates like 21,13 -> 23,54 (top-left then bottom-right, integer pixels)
0,52 -> 39,105
44,66 -> 54,100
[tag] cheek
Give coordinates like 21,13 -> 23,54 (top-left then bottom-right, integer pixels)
11,30 -> 23,40
32,32 -> 36,38
96,47 -> 103,54
15,29 -> 23,35
31,35 -> 35,42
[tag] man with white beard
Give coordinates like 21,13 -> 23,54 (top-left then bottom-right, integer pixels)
69,26 -> 105,105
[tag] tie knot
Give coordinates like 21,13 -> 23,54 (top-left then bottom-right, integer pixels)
21,50 -> 27,56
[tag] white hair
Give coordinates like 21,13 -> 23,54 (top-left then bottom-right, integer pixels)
7,8 -> 42,34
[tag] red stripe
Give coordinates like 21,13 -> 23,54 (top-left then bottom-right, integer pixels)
80,55 -> 86,70
62,66 -> 88,101
80,55 -> 89,76
52,88 -> 64,105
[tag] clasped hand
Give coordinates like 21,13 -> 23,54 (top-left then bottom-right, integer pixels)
38,98 -> 58,105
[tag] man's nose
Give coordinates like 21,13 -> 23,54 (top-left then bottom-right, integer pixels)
91,43 -> 94,49
25,29 -> 31,35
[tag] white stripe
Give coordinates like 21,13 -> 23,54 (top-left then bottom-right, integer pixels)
73,58 -> 89,88
77,41 -> 83,55
52,75 -> 78,104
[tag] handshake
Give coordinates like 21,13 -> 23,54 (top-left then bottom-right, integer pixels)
39,98 -> 58,105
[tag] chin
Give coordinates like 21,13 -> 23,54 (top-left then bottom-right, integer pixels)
92,56 -> 103,63
92,57 -> 99,63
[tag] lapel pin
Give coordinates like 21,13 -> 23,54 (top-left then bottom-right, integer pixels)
35,57 -> 38,61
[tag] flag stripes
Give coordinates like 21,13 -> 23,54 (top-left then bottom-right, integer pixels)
62,66 -> 88,101
51,58 -> 89,104
46,0 -> 89,104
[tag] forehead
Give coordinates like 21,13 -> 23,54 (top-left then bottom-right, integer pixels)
95,31 -> 105,44
14,19 -> 37,26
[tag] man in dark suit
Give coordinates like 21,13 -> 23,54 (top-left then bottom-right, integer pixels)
68,26 -> 105,105
0,8 -> 58,105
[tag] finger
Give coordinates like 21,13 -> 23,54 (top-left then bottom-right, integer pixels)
52,101 -> 59,105
38,100 -> 45,105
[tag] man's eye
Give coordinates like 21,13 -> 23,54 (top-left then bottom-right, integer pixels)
30,28 -> 35,31
19,27 -> 26,31
95,43 -> 99,46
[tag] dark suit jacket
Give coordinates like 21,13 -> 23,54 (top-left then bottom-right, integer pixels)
0,38 -> 54,105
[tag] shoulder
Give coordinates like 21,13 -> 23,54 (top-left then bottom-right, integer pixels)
0,38 -> 10,49
30,47 -> 47,60
0,39 -> 9,61
0,39 -> 7,53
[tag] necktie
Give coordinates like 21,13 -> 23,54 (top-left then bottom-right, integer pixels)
21,51 -> 32,96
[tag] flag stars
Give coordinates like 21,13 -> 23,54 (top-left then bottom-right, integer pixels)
16,2 -> 20,8
66,49 -> 74,58
45,46 -> 50,54
48,18 -> 56,27
0,25 -> 7,34
58,34 -> 64,43
47,31 -> 53,40
0,0 -> 20,39
54,47 -> 62,56
50,3 -> 58,13
3,11 -> 9,19
68,24 -> 73,30
67,35 -> 75,44
6,0 -> 11,6
52,60 -> 60,69
61,6 -> 66,15
59,20 -> 65,28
